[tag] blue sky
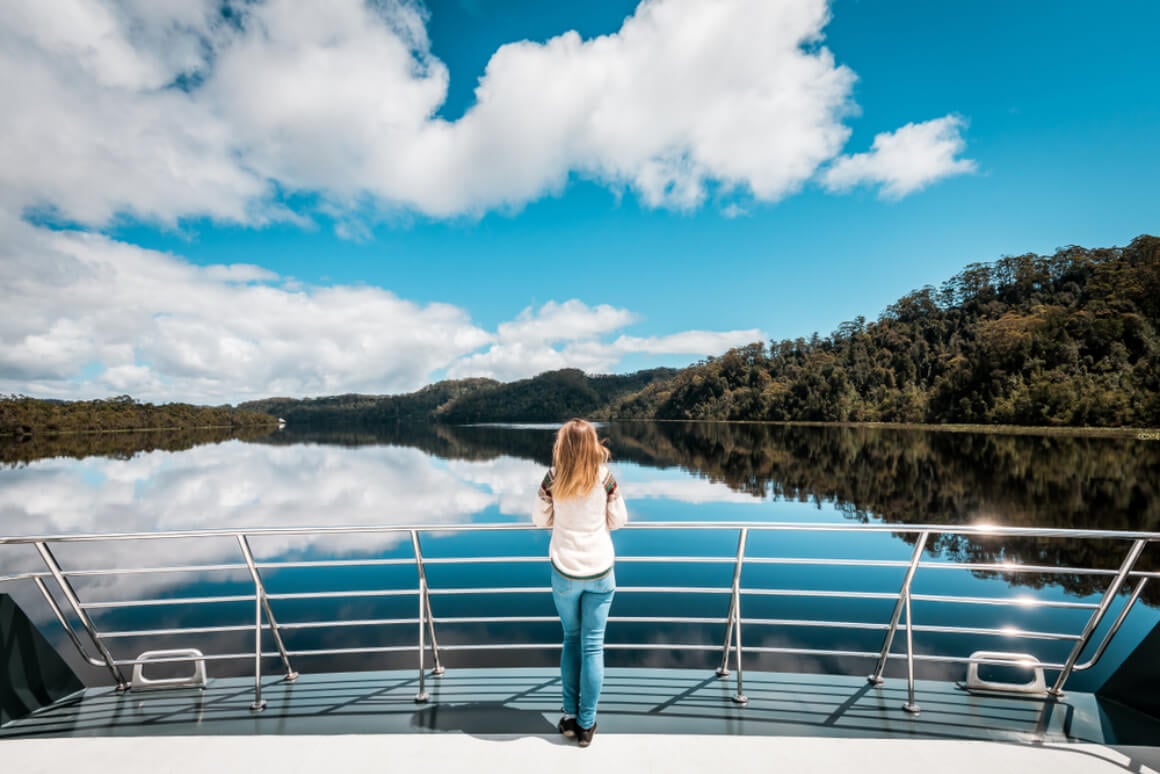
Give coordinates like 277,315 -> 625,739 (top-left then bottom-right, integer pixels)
1,0 -> 1157,403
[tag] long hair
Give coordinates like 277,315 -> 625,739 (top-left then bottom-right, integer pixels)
551,419 -> 610,499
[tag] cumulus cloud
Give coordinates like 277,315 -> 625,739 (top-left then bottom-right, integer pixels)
0,0 -> 267,225
0,215 -> 490,401
444,305 -> 762,382
0,218 -> 760,402
0,0 -> 967,228
821,116 -> 977,199
613,330 -> 764,355
0,0 -> 967,401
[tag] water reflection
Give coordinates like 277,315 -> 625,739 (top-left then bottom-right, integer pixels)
3,421 -> 1158,596
0,421 -> 1156,686
0,429 -> 765,600
378,422 -> 1160,599
0,426 -> 274,467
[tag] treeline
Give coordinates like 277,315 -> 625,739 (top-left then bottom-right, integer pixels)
0,425 -> 276,467
240,369 -> 676,428
243,236 -> 1158,429
434,368 -> 677,423
0,395 -> 277,436
238,378 -> 500,428
614,236 -> 1160,427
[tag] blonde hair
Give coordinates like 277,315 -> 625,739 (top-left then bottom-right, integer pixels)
551,418 -> 610,499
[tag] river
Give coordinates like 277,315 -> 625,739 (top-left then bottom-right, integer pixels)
1,421 -> 1156,691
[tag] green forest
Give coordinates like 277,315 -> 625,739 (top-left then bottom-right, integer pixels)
238,369 -> 677,428
245,236 -> 1160,429
6,236 -> 1158,433
614,235 -> 1160,426
0,395 -> 277,437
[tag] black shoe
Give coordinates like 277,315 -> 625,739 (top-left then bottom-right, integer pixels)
557,716 -> 578,738
577,722 -> 597,747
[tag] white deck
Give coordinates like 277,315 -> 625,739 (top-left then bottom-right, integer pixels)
5,668 -> 1159,773
5,734 -> 1158,774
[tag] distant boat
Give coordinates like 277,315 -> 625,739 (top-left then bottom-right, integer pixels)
277,417 -> 286,428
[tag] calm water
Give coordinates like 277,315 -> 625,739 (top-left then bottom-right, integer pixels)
1,422 -> 1157,690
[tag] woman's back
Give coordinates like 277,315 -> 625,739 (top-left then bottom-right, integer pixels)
536,465 -> 627,579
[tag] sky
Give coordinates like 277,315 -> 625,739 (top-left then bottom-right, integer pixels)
1,0 -> 1157,405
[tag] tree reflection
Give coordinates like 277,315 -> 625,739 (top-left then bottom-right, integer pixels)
4,420 -> 1156,601
0,426 -> 277,467
388,421 -> 1160,602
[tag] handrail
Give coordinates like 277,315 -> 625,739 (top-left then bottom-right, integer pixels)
3,521 -> 1160,542
1,520 -> 1155,715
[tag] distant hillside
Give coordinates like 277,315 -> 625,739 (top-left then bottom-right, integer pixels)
238,378 -> 499,428
0,395 -> 277,436
240,370 -> 678,427
241,235 -> 1157,429
612,235 -> 1160,428
433,368 -> 678,424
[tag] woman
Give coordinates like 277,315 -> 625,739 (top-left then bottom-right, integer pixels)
532,419 -> 628,747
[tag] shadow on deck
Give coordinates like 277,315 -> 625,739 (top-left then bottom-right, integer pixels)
4,667 -> 1160,749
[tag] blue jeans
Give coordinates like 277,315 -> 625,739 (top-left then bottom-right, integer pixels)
551,567 -> 615,729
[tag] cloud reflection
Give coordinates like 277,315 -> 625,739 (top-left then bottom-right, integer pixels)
0,442 -> 767,603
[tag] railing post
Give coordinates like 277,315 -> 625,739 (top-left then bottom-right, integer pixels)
33,577 -> 105,668
237,534 -> 298,682
1049,539 -> 1148,697
724,528 -> 748,704
35,542 -> 129,691
424,587 -> 444,675
410,530 -> 442,702
902,587 -> 920,714
1074,576 -> 1148,672
716,581 -> 738,676
869,531 -> 929,685
250,589 -> 266,711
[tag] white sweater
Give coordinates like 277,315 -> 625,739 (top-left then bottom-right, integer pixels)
532,465 -> 628,579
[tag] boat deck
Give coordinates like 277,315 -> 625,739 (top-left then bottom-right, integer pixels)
3,668 -> 1159,773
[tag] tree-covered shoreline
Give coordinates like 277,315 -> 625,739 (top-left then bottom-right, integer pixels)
8,236 -> 1158,433
616,235 -> 1160,426
245,236 -> 1160,430
0,395 -> 277,437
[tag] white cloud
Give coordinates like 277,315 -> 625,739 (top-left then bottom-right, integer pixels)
0,215 -> 492,401
613,330 -> 765,355
496,301 -> 639,347
0,0 -> 963,228
0,0 -> 265,226
821,116 -> 977,199
0,0 -> 966,402
444,306 -> 764,383
0,218 -> 758,402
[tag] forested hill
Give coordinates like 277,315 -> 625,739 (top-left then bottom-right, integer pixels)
11,238 -> 1153,434
612,235 -> 1160,427
434,368 -> 678,423
0,395 -> 276,436
240,370 -> 677,428
239,236 -> 1158,429
238,378 -> 500,427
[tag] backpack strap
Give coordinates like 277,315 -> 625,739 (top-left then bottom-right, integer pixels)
602,470 -> 618,498
539,469 -> 555,501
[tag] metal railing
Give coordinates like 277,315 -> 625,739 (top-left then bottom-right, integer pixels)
0,521 -> 1156,715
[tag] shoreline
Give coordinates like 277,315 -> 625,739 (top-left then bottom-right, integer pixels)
3,419 -> 1157,442
606,418 -> 1158,439
0,423 -> 277,440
